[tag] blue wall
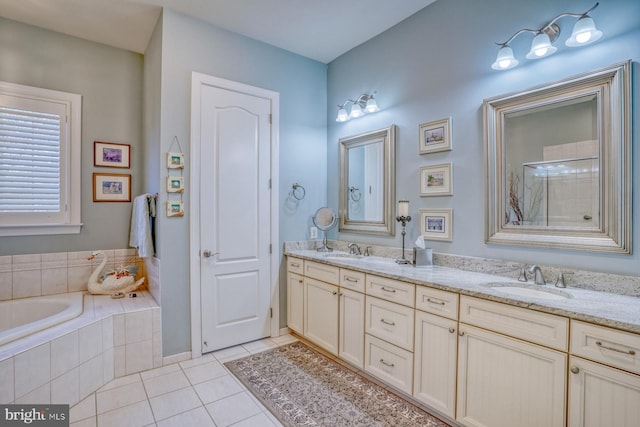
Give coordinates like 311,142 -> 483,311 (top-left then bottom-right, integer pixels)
327,0 -> 640,276
154,9 -> 327,355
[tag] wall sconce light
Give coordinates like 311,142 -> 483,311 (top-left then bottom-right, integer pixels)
336,92 -> 379,122
491,2 -> 602,71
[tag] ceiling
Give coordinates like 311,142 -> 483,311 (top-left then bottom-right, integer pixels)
0,0 -> 436,63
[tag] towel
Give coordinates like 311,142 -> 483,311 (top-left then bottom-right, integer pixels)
129,193 -> 155,258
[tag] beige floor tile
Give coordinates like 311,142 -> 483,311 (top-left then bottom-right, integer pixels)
211,345 -> 249,361
70,417 -> 97,427
193,375 -> 243,404
177,354 -> 214,370
97,400 -> 154,427
148,387 -> 202,421
242,339 -> 277,354
270,334 -> 298,346
97,373 -> 141,392
232,412 -> 279,427
140,363 -> 180,381
97,381 -> 148,414
70,394 -> 96,423
205,392 -> 262,427
143,370 -> 190,398
155,407 -> 215,427
183,360 -> 227,385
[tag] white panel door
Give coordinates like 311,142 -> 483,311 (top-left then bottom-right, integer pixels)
199,84 -> 272,352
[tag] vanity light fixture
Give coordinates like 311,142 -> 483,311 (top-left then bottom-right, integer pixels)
336,92 -> 379,122
491,2 -> 602,71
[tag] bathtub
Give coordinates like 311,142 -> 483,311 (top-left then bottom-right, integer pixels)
0,292 -> 84,346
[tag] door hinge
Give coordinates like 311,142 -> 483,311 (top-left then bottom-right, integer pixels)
270,308 -> 273,318
268,179 -> 272,189
269,114 -> 272,124
269,244 -> 272,254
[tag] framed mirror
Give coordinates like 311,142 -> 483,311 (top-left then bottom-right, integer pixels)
485,61 -> 631,253
339,125 -> 396,235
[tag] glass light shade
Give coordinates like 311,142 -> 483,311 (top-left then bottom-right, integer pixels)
566,16 -> 602,47
525,33 -> 557,59
365,97 -> 379,113
398,200 -> 409,217
336,107 -> 349,122
491,46 -> 518,70
349,103 -> 364,118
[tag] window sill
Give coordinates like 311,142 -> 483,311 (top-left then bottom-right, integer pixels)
0,223 -> 83,237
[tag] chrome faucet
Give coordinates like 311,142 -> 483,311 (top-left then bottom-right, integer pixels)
348,242 -> 362,255
363,246 -> 372,256
528,265 -> 546,285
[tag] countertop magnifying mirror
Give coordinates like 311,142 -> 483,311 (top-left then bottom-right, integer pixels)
313,207 -> 338,252
339,125 -> 396,236
484,61 -> 631,253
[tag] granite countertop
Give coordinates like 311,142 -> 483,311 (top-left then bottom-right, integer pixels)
286,250 -> 640,335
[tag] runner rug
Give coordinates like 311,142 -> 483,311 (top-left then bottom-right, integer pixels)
225,341 -> 452,427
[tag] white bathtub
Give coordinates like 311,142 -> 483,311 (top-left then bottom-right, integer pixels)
0,292 -> 84,346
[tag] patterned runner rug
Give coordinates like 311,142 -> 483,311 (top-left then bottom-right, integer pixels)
225,341 -> 452,427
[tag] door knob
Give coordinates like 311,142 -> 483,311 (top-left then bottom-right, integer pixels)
202,250 -> 219,258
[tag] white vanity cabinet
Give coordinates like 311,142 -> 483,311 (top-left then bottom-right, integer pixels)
338,268 -> 366,368
456,296 -> 568,427
413,287 -> 459,419
568,320 -> 640,427
304,276 -> 339,354
286,257 -> 304,334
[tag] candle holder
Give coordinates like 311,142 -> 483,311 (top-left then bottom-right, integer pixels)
396,214 -> 412,264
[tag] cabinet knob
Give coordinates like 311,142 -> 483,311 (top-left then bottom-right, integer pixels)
449,328 -> 455,334
332,291 -> 338,295
458,331 -> 465,337
570,366 -> 580,374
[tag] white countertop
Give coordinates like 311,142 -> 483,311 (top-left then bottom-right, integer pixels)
286,250 -> 640,334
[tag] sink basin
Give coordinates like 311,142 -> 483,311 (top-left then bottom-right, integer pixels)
322,253 -> 364,260
486,283 -> 570,300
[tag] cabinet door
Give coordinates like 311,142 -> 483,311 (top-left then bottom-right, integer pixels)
287,272 -> 304,334
304,277 -> 339,355
457,324 -> 567,427
413,311 -> 457,419
339,288 -> 365,368
568,356 -> 640,427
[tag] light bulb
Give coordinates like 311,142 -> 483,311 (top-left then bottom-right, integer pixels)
336,107 -> 349,122
566,16 -> 602,47
365,96 -> 379,113
491,46 -> 518,70
350,103 -> 363,118
526,33 -> 557,59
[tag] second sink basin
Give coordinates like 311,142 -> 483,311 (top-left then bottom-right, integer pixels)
486,283 -> 571,300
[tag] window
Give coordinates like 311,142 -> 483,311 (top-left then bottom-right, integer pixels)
0,81 -> 82,236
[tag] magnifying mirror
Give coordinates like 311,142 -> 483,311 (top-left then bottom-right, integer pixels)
312,207 -> 338,252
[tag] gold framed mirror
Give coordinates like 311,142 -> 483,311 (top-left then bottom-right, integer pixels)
484,61 -> 631,253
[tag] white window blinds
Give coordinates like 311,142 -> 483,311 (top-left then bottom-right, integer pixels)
0,81 -> 82,236
0,105 -> 63,214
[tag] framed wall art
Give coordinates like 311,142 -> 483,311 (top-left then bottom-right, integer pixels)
93,173 -> 131,202
419,208 -> 452,241
94,141 -> 130,168
167,201 -> 184,217
167,152 -> 185,169
419,117 -> 452,154
419,163 -> 453,196
166,176 -> 184,193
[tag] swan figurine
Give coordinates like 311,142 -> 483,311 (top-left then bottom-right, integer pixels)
87,250 -> 145,295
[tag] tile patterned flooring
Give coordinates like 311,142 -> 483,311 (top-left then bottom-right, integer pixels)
70,334 -> 298,427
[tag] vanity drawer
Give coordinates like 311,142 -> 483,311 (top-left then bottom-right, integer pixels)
287,257 -> 304,274
366,296 -> 415,351
340,268 -> 366,293
365,334 -> 414,395
415,287 -> 459,320
460,296 -> 569,351
304,260 -> 339,284
571,320 -> 640,375
366,274 -> 415,307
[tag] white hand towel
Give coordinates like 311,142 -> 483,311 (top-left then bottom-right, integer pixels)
129,193 -> 155,258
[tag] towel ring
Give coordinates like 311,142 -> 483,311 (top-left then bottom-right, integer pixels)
291,183 -> 306,200
349,186 -> 361,201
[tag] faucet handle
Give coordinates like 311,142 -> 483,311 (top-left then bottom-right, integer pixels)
517,267 -> 528,282
555,272 -> 573,288
364,246 -> 372,256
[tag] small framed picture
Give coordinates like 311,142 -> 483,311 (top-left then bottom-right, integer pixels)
419,208 -> 452,241
419,117 -> 452,154
420,163 -> 453,196
166,176 -> 184,193
94,141 -> 130,168
93,173 -> 131,202
167,152 -> 184,169
167,201 -> 184,217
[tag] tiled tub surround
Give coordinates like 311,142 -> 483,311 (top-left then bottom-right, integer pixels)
0,249 -> 146,301
285,240 -> 640,297
284,245 -> 640,334
0,291 -> 161,406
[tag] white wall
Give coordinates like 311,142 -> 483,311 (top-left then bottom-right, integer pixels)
327,0 -> 640,275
